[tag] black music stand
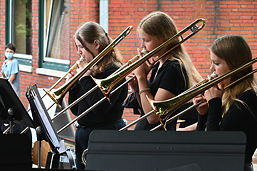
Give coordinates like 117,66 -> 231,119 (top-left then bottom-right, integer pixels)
85,130 -> 246,171
26,84 -> 75,169
0,78 -> 33,169
0,78 -> 34,133
0,134 -> 32,169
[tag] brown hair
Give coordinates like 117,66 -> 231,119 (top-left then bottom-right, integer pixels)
211,35 -> 257,113
5,43 -> 16,52
138,11 -> 202,87
74,21 -> 122,75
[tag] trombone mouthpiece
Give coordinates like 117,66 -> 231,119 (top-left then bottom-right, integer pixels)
208,72 -> 218,80
79,56 -> 85,61
141,48 -> 148,55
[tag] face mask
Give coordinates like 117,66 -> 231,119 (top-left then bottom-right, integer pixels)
5,52 -> 14,59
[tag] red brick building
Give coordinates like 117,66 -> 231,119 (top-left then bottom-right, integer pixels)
0,0 -> 257,126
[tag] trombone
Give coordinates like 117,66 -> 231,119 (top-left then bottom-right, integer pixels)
79,19 -> 206,165
53,18 -> 206,134
150,68 -> 257,131
46,26 -> 133,105
25,25 -> 133,115
120,58 -> 257,131
149,57 -> 257,129
93,18 -> 206,98
18,26 -> 133,134
49,18 -> 205,124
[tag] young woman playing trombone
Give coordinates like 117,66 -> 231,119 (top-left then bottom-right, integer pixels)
194,35 -> 257,171
124,11 -> 202,130
67,21 -> 128,169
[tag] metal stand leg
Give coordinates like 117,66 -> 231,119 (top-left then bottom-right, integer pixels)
8,108 -> 14,134
36,126 -> 42,168
37,140 -> 42,168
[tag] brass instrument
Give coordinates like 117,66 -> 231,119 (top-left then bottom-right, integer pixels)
45,26 -> 133,105
119,58 -> 257,131
93,18 -> 206,98
150,68 -> 257,131
79,19 -> 206,165
148,57 -> 257,126
19,26 -> 133,135
51,53 -> 140,121
54,19 -> 205,129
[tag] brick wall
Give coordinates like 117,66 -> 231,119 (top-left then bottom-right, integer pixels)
0,0 -> 257,129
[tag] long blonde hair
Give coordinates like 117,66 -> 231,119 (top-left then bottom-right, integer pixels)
74,21 -> 122,75
211,35 -> 257,113
138,11 -> 202,87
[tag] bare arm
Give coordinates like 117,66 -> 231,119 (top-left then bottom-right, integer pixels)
176,122 -> 197,131
137,76 -> 175,124
8,74 -> 16,83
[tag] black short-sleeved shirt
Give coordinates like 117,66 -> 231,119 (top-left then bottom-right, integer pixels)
149,59 -> 188,96
125,59 -> 193,130
197,89 -> 257,163
68,64 -> 128,128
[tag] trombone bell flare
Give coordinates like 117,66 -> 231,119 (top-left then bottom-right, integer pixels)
93,54 -> 141,99
44,88 -> 64,106
91,76 -> 113,100
147,94 -> 188,123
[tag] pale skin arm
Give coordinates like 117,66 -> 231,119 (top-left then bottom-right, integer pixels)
8,74 -> 16,83
134,60 -> 175,124
176,122 -> 197,131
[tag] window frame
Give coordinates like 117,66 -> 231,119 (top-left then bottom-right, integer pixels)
5,0 -> 32,68
38,0 -> 69,72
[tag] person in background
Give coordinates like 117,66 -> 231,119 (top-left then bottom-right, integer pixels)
194,35 -> 257,171
67,21 -> 128,169
124,11 -> 202,130
1,43 -> 20,97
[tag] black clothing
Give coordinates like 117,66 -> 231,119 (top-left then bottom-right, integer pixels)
124,59 -> 197,130
197,89 -> 257,164
69,64 -> 128,127
75,119 -> 126,169
68,64 -> 128,169
245,163 -> 254,171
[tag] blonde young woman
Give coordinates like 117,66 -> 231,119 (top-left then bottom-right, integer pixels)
125,11 -> 202,130
195,35 -> 257,171
67,22 -> 128,169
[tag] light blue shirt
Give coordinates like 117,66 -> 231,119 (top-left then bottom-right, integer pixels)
1,58 -> 20,96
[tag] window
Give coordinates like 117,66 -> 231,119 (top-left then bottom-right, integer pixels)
6,0 -> 32,66
39,0 -> 70,72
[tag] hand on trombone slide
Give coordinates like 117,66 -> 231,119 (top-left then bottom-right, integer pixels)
193,94 -> 208,116
193,72 -> 224,116
126,73 -> 138,93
